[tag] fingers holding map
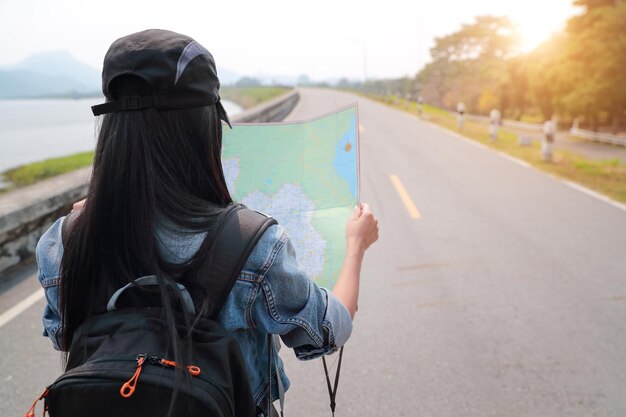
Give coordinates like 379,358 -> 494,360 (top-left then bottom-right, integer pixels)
222,104 -> 359,288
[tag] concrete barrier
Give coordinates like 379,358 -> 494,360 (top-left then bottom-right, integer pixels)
231,89 -> 299,123
0,89 -> 300,277
0,168 -> 91,273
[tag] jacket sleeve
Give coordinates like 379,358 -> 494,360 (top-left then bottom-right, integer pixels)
36,217 -> 66,351
249,227 -> 353,360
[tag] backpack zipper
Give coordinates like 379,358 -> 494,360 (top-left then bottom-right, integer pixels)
119,354 -> 147,397
120,353 -> 202,398
31,354 -> 230,417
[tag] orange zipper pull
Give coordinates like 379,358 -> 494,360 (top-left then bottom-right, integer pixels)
24,388 -> 49,417
160,358 -> 201,376
120,355 -> 146,398
160,359 -> 177,368
187,365 -> 201,376
25,402 -> 35,417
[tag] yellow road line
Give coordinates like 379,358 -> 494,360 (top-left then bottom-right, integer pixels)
390,175 -> 421,219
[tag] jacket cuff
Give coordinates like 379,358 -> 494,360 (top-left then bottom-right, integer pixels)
293,288 -> 352,360
322,288 -> 353,349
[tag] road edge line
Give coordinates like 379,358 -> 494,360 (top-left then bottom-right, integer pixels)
562,180 -> 626,212
423,121 -> 626,213
0,288 -> 44,329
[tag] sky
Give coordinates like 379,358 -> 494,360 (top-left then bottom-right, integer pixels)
0,0 -> 578,81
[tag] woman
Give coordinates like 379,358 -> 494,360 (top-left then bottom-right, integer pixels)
37,29 -> 378,416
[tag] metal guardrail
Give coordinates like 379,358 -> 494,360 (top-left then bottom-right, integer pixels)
502,119 -> 543,132
570,127 -> 626,147
463,113 -> 489,123
447,111 -> 544,132
440,107 -> 625,145
459,111 -> 626,141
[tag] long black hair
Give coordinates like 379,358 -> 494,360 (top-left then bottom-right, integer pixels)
59,75 -> 232,361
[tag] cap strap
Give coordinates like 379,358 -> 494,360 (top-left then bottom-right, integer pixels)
92,96 -> 230,126
91,96 -> 156,116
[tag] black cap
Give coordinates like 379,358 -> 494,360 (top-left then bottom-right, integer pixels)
91,29 -> 231,127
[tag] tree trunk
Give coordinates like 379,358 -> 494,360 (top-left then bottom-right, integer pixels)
517,102 -> 525,121
611,105 -> 622,135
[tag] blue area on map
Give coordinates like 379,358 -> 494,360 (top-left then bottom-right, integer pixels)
333,117 -> 358,199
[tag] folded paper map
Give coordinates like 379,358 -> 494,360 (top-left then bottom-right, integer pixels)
222,104 -> 359,288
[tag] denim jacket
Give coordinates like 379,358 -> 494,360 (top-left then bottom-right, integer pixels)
36,215 -> 353,410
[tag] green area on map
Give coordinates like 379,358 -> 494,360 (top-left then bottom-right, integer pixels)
222,105 -> 358,288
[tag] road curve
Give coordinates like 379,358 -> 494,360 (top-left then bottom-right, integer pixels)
1,88 -> 626,417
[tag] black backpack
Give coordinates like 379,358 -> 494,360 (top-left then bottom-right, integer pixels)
26,204 -> 277,417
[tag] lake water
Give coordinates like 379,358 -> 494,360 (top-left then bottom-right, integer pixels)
0,98 -> 243,173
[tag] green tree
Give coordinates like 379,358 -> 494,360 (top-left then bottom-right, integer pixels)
573,0 -> 618,11
398,0 -> 625,132
430,16 -> 519,62
500,56 -> 529,120
559,0 -> 626,132
525,35 -> 569,121
417,16 -> 519,113
235,77 -> 262,87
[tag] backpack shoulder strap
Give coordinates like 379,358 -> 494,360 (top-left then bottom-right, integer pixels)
205,204 -> 277,318
62,203 -> 276,318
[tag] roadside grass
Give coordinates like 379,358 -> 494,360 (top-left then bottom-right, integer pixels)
519,114 -> 544,124
365,93 -> 626,204
220,86 -> 291,109
1,151 -> 94,192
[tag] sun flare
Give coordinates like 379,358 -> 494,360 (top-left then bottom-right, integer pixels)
514,9 -> 570,52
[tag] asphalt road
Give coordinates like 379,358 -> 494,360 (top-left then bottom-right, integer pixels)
2,88 -> 626,416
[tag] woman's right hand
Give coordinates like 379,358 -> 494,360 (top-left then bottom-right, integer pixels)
334,203 -> 379,318
345,203 -> 379,254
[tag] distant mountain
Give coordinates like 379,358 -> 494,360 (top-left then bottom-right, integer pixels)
0,69 -> 93,98
0,49 -> 299,98
13,50 -> 101,88
0,51 -> 101,99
